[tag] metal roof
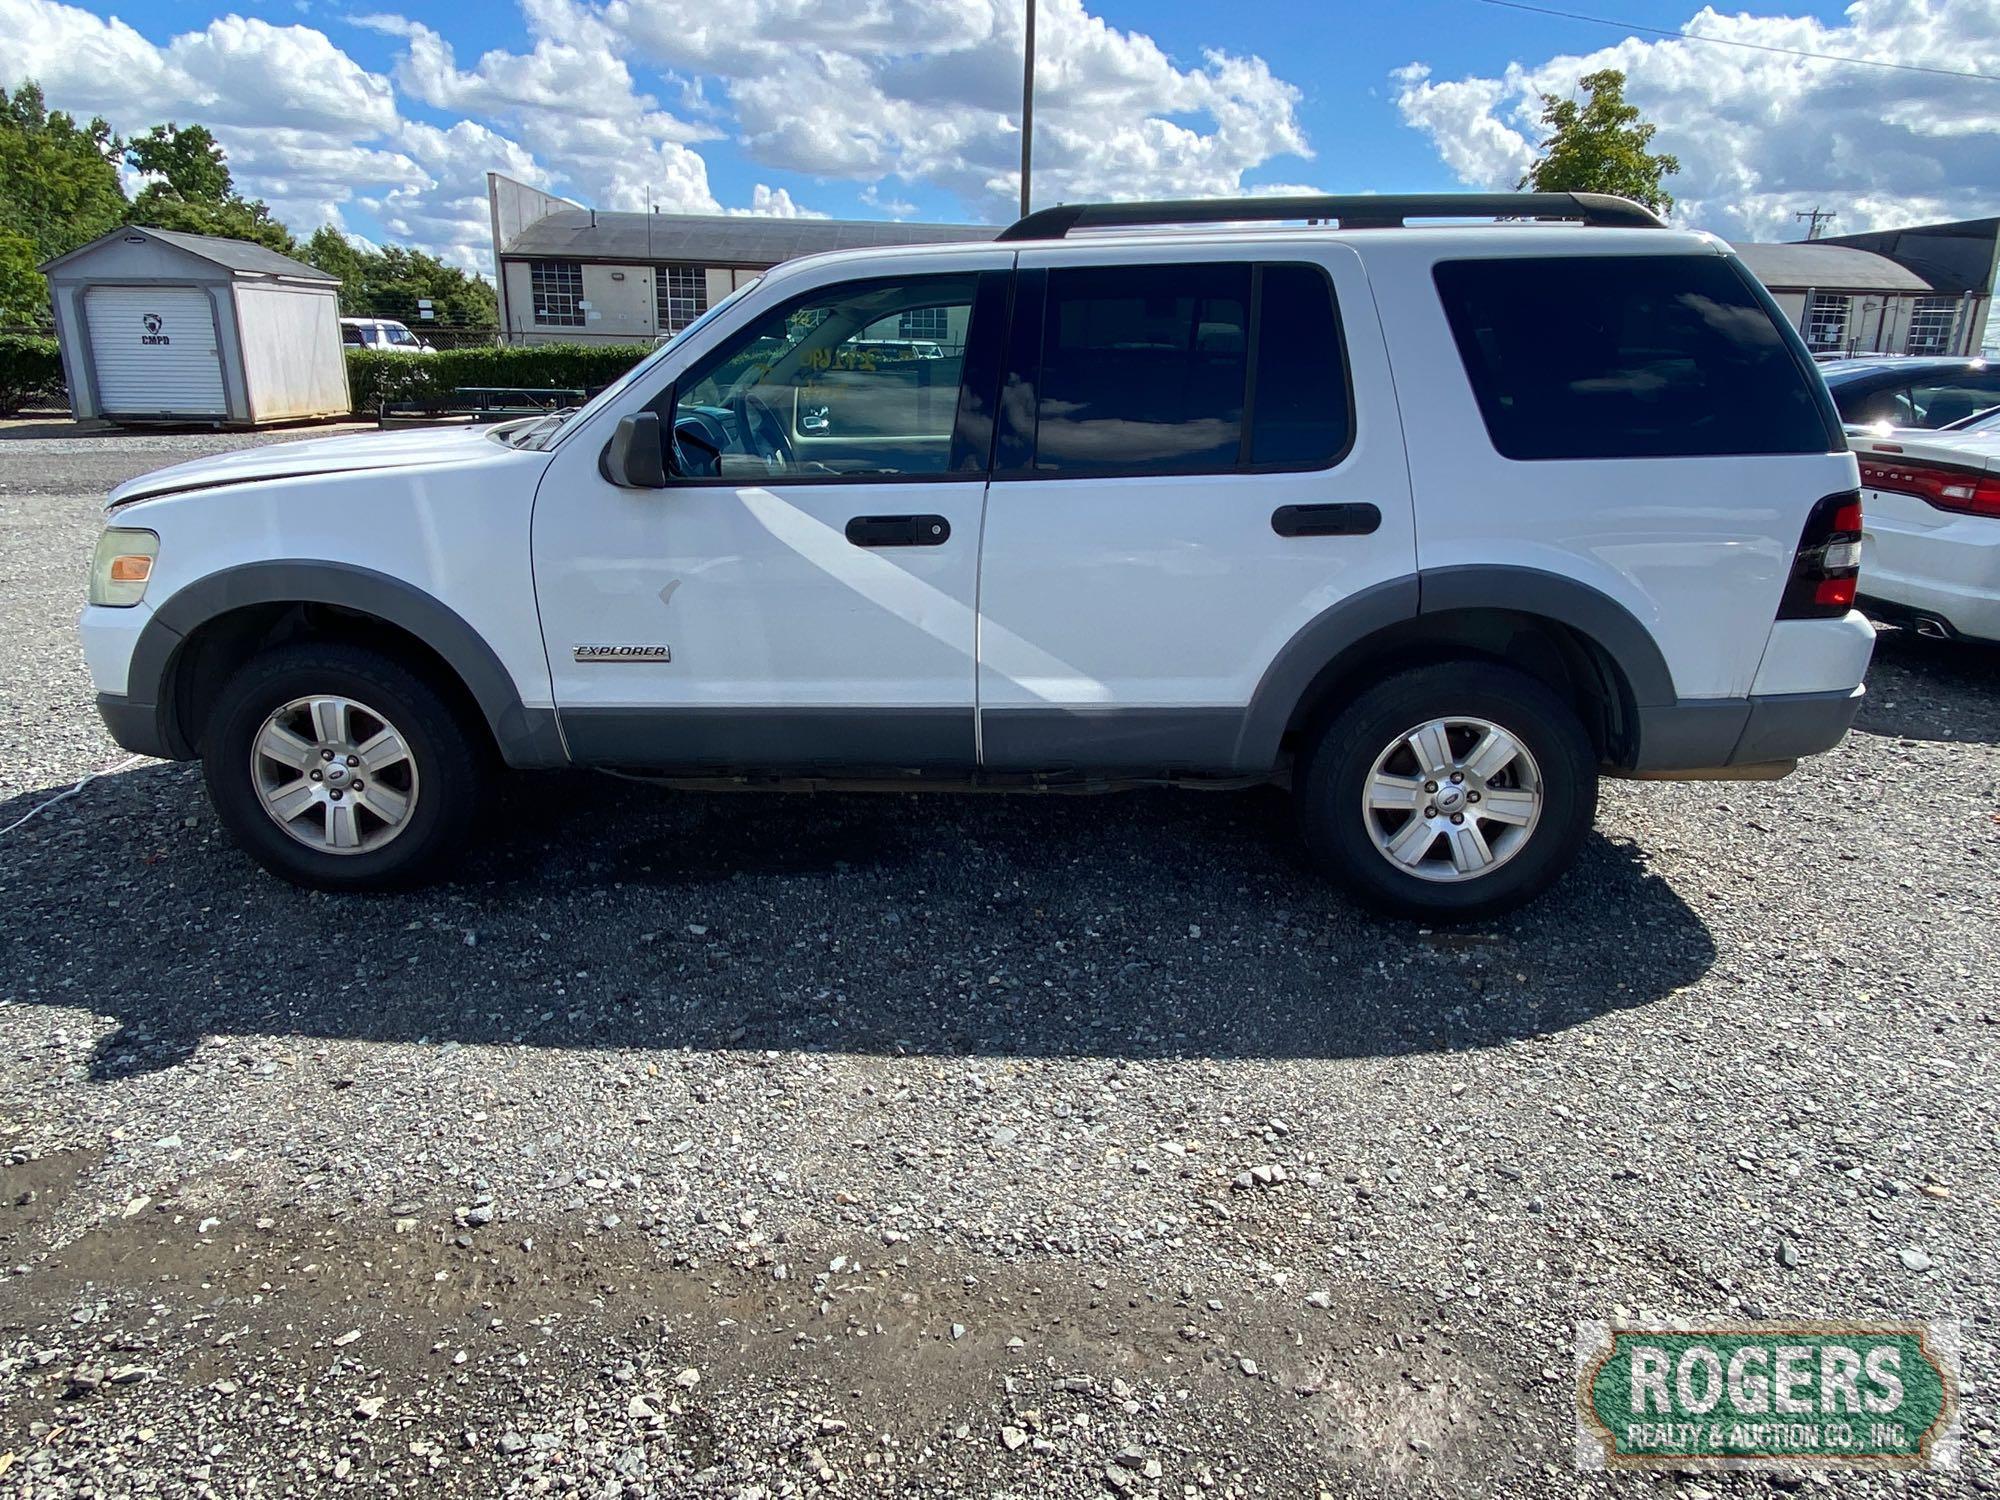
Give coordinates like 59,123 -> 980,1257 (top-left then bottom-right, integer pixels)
40,224 -> 337,282
1729,240 -> 1937,293
501,209 -> 997,265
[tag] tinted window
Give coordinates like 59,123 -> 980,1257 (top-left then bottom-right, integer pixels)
672,273 -> 979,479
1028,263 -> 1350,476
1250,264 -> 1350,467
1828,376 -> 1916,428
1034,263 -> 1249,475
1434,255 -> 1836,459
1907,373 -> 2000,429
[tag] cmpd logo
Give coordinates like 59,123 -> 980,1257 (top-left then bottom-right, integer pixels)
140,312 -> 170,346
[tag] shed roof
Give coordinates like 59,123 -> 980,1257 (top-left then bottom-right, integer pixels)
501,209 -> 997,265
40,225 -> 338,282
1729,240 -> 1937,293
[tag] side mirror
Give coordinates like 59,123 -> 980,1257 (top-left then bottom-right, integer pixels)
601,412 -> 667,489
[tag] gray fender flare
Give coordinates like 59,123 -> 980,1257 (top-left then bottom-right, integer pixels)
130,560 -> 567,768
1233,566 -> 1676,772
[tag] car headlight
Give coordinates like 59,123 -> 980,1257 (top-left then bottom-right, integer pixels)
89,528 -> 158,607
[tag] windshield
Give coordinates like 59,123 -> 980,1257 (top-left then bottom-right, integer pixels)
499,277 -> 763,452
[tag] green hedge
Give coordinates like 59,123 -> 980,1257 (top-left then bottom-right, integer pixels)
0,332 -> 65,415
346,344 -> 649,411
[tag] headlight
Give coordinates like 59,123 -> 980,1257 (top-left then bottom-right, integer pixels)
89,528 -> 158,607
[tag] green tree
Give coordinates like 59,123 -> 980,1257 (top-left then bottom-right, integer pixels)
305,226 -> 498,326
125,122 -> 298,254
0,228 -> 47,324
0,82 -> 127,321
1519,69 -> 1680,217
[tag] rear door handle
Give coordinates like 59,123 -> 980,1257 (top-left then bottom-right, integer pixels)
846,514 -> 951,547
1271,503 -> 1381,538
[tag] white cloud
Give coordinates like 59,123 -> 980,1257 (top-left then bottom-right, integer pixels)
1394,1 -> 2000,239
595,0 -> 1309,215
729,184 -> 826,219
0,0 -> 1314,270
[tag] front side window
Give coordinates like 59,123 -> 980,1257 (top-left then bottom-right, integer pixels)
1022,262 -> 1350,477
670,272 -> 982,479
530,260 -> 585,327
1434,254 -> 1838,460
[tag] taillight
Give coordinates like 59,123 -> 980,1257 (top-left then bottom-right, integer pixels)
1778,489 -> 1864,620
1857,454 -> 2000,519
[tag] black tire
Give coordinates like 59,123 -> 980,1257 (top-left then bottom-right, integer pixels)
1296,661 -> 1597,921
200,641 -> 486,890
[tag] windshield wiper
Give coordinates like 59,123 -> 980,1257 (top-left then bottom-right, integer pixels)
509,407 -> 580,450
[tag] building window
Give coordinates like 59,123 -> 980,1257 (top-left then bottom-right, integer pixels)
530,260 -> 584,327
1906,295 -> 1957,356
898,306 -> 950,343
1803,291 -> 1850,354
657,265 -> 707,335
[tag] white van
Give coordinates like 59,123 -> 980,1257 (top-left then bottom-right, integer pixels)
339,318 -> 434,353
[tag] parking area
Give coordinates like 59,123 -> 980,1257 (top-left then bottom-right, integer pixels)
0,428 -> 1993,1495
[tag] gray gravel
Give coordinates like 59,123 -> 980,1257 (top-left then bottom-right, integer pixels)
0,427 -> 1994,1496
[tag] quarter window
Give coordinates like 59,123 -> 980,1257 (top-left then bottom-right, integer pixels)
657,265 -> 708,336
1433,255 -> 1837,460
1249,264 -> 1351,468
530,260 -> 585,327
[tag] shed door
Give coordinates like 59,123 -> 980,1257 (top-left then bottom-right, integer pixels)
85,285 -> 227,416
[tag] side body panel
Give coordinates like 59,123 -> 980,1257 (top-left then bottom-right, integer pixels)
91,438 -> 559,757
974,241 -> 1417,770
1361,234 -> 1860,702
530,245 -> 1017,768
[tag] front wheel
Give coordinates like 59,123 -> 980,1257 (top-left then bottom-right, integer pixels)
201,642 -> 486,890
1297,662 -> 1597,921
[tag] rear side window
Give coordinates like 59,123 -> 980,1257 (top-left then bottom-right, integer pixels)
1026,262 -> 1350,477
1433,255 -> 1837,460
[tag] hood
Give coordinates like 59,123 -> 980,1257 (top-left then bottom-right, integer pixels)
108,423 -> 516,507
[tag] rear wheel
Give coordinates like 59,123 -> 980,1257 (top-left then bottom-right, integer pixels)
1297,662 -> 1596,920
201,642 -> 485,889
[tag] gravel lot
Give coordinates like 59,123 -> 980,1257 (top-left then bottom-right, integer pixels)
0,426 -> 1994,1497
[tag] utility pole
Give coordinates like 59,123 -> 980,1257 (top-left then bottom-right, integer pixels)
1795,206 -> 1837,241
1020,0 -> 1036,219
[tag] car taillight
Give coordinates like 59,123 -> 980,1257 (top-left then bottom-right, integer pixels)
1778,489 -> 1863,620
1857,454 -> 2000,519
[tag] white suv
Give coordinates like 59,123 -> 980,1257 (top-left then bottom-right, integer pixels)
80,193 -> 1875,919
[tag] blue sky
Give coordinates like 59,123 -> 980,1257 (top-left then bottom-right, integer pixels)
1,0 -> 1989,269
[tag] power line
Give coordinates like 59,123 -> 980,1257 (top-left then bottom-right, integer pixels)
1474,0 -> 2000,84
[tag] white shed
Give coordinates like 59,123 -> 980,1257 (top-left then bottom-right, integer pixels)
42,226 -> 350,427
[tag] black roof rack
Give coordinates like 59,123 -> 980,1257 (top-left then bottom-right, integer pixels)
995,192 -> 1665,242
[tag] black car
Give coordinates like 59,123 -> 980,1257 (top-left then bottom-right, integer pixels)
1819,356 -> 2000,430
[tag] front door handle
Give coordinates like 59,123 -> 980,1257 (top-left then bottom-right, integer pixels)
1271,503 -> 1382,538
846,514 -> 951,547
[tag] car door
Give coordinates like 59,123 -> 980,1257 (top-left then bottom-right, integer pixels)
974,244 -> 1415,771
532,251 -> 1012,769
